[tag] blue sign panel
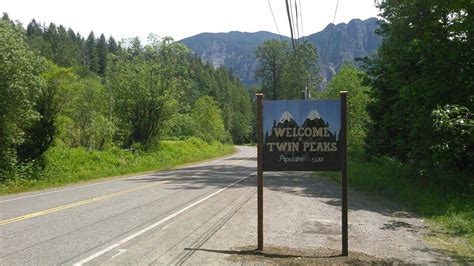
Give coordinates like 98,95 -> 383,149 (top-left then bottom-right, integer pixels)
263,100 -> 341,171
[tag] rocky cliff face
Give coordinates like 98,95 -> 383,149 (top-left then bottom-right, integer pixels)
180,18 -> 382,88
307,18 -> 381,87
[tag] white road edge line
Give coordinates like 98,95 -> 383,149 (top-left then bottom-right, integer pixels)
0,147 -> 248,203
0,179 -> 122,203
111,249 -> 126,259
73,173 -> 253,266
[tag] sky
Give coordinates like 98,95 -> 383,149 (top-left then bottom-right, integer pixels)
1,0 -> 380,42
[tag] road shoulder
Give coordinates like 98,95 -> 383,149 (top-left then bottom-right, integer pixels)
182,172 -> 452,264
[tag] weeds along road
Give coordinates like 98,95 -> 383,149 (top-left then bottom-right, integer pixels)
0,146 -> 257,265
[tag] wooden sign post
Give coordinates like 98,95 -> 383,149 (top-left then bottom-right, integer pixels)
256,91 -> 349,255
256,93 -> 264,251
341,91 -> 348,256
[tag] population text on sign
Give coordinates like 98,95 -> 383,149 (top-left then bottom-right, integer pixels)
263,99 -> 342,171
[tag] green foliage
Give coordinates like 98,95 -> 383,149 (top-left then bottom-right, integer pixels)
282,40 -> 320,99
108,37 -> 184,148
173,55 -> 252,144
363,0 -> 474,172
97,34 -> 107,76
255,39 -> 288,100
26,20 -> 82,67
255,39 -> 320,100
83,31 -> 99,72
163,113 -> 196,140
0,20 -> 43,180
230,107 -> 252,144
192,96 -> 230,143
58,75 -> 114,150
0,138 -> 235,194
431,103 -> 474,170
108,36 -> 118,54
85,114 -> 116,150
17,61 -> 77,161
18,17 -> 253,145
1,15 -> 254,188
317,62 -> 371,147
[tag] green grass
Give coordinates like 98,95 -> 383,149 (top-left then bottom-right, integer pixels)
0,137 -> 235,195
317,148 -> 473,258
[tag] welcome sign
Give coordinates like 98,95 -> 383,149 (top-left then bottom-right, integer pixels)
263,100 -> 341,171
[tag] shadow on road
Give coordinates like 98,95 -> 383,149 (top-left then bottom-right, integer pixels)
121,162 -> 403,217
183,247 -> 343,259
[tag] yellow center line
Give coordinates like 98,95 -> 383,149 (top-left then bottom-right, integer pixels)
0,180 -> 169,227
0,151 -> 256,227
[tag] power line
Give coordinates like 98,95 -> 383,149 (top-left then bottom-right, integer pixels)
298,0 -> 304,40
294,0 -> 300,43
285,0 -> 296,51
267,0 -> 283,41
323,0 -> 340,61
289,0 -> 296,40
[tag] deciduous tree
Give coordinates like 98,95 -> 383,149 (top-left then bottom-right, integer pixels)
0,20 -> 42,178
363,0 -> 473,170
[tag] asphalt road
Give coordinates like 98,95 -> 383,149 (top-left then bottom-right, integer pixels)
0,146 -> 257,265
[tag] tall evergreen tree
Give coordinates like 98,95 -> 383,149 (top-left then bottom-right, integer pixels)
97,34 -> 107,76
1,12 -> 14,25
26,19 -> 42,37
43,23 -> 58,60
84,31 -> 98,72
108,36 -> 118,54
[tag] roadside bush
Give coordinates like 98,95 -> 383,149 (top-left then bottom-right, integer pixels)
163,113 -> 196,140
192,96 -> 231,143
431,103 -> 474,172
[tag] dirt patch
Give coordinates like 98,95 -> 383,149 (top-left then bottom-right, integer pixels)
226,245 -> 400,265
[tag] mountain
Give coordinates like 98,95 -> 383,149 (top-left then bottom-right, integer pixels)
180,18 -> 382,88
180,31 -> 290,87
307,17 -> 381,87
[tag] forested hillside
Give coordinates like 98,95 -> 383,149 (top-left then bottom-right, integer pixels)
180,18 -> 382,87
0,13 -> 252,184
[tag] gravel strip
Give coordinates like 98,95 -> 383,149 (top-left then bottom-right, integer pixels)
183,172 -> 452,264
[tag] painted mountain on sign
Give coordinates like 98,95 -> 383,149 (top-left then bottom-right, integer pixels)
263,100 -> 342,171
302,110 -> 328,128
278,111 -> 298,127
307,110 -> 321,120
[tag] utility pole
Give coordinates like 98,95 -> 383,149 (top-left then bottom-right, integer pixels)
303,75 -> 317,99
